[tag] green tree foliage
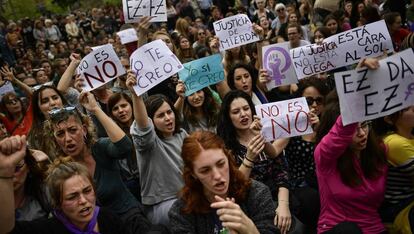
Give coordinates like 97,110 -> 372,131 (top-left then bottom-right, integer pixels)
2,0 -> 67,20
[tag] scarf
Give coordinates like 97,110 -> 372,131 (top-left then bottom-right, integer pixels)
53,206 -> 100,234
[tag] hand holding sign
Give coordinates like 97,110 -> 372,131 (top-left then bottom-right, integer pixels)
246,134 -> 266,162
335,49 -> 414,125
175,80 -> 186,99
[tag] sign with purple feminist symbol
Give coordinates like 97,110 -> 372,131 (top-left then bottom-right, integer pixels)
262,42 -> 298,90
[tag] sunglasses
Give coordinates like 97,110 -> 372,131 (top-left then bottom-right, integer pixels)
49,106 -> 77,121
32,81 -> 54,91
277,8 -> 285,12
305,96 -> 324,106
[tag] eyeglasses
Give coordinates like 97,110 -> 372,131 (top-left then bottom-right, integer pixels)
15,160 -> 25,173
357,121 -> 371,132
32,81 -> 53,91
277,8 -> 285,12
305,96 -> 324,106
49,106 -> 77,121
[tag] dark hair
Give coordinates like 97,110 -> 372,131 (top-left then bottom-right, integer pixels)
180,131 -> 251,214
0,92 -> 26,121
316,90 -> 386,187
361,5 -> 381,24
323,14 -> 341,34
107,92 -> 133,130
383,12 -> 401,27
145,94 -> 181,138
217,90 -> 256,151
286,22 -> 303,36
227,63 -> 258,93
183,88 -> 220,129
314,26 -> 332,40
295,77 -> 330,98
372,108 -> 408,137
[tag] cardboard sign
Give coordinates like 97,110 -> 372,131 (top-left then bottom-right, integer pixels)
0,81 -> 15,98
291,20 -> 394,79
123,0 -> 167,23
77,44 -> 126,91
178,54 -> 225,96
255,97 -> 313,141
117,28 -> 138,44
262,42 -> 298,89
130,39 -> 183,96
334,49 -> 414,125
213,14 -> 260,51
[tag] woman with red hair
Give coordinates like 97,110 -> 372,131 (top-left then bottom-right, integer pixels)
168,131 -> 277,234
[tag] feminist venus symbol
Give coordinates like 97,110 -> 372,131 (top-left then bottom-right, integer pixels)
263,47 -> 292,86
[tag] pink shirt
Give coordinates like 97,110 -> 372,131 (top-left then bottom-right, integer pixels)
314,116 -> 387,234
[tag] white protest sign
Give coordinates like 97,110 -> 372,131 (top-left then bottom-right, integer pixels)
123,0 -> 167,23
0,81 -> 15,98
130,39 -> 183,96
255,97 -> 313,141
213,14 -> 260,51
117,28 -> 138,44
291,20 -> 394,79
334,49 -> 414,126
77,44 -> 126,91
262,42 -> 298,89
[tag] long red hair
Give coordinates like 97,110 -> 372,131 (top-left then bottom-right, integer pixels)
180,131 -> 251,214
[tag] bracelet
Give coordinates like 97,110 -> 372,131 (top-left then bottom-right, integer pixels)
242,161 -> 253,169
244,156 -> 255,163
0,175 -> 14,179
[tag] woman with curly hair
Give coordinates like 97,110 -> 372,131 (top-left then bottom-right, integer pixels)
169,131 -> 277,234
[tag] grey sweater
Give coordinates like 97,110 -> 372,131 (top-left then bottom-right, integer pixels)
130,119 -> 187,205
168,180 -> 278,234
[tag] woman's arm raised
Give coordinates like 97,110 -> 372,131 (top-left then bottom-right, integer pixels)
126,70 -> 150,128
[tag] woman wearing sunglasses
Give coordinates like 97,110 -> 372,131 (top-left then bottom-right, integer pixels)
270,77 -> 329,230
314,89 -> 387,234
43,91 -> 159,233
0,136 -> 128,233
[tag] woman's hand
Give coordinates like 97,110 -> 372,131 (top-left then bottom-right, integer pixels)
258,69 -> 271,91
137,16 -> 153,35
249,116 -> 262,136
308,108 -> 319,130
357,57 -> 380,69
211,196 -> 260,234
69,53 -> 81,66
0,66 -> 15,82
74,74 -> 85,92
126,70 -> 138,95
252,23 -> 264,40
175,80 -> 186,99
0,135 -> 26,177
246,134 -> 266,161
79,91 -> 99,114
209,36 -> 220,54
274,203 -> 292,234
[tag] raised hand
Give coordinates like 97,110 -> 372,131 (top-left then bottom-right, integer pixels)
126,70 -> 138,95
0,136 -> 27,177
69,53 -> 81,66
79,91 -> 99,113
175,80 -> 186,99
0,65 -> 15,82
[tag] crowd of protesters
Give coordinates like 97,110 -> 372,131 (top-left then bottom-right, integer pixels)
0,0 -> 414,233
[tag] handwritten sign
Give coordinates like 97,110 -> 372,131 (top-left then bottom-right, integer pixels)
77,44 -> 126,91
291,20 -> 394,79
178,54 -> 225,96
335,49 -> 414,125
130,39 -> 183,96
262,42 -> 298,89
123,0 -> 167,23
117,28 -> 138,44
213,14 -> 260,51
255,97 -> 313,141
